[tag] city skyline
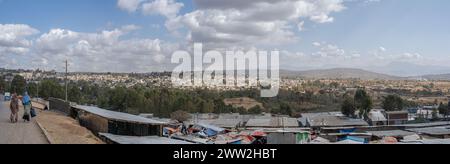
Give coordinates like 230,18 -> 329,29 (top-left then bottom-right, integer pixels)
1,0 -> 450,76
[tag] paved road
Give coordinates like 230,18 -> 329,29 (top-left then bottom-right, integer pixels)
0,95 -> 49,144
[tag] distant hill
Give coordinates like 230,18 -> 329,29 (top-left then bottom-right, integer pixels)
412,73 -> 450,81
369,61 -> 450,77
281,68 -> 403,80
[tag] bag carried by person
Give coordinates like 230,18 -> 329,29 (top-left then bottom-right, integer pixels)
22,114 -> 30,121
30,108 -> 37,118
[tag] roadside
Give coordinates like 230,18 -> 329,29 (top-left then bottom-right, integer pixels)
0,93 -> 103,144
35,110 -> 104,144
0,98 -> 48,144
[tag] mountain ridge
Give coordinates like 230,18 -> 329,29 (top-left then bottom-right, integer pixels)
280,68 -> 403,80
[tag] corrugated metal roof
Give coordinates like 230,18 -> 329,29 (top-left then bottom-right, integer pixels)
246,117 -> 299,128
74,105 -> 167,125
402,139 -> 450,144
199,119 -> 241,128
99,133 -> 193,144
406,126 -> 450,136
218,113 -> 241,119
305,115 -> 368,127
386,111 -> 408,114
421,139 -> 450,144
244,127 -> 310,132
195,122 -> 225,132
368,130 -> 416,138
401,121 -> 450,128
369,110 -> 387,122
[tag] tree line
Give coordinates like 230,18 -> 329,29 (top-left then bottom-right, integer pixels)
341,89 -> 449,119
8,75 -> 434,118
2,75 -> 300,117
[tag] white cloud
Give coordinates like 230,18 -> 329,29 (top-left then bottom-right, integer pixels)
297,21 -> 305,31
117,0 -> 143,12
117,0 -> 184,18
121,0 -> 347,49
0,24 -> 39,55
400,52 -> 422,60
184,0 -> 344,46
33,25 -> 179,72
121,24 -> 141,32
142,0 -> 184,18
312,42 -> 322,47
364,0 -> 381,4
313,43 -> 346,57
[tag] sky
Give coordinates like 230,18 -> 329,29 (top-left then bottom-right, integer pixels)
1,0 -> 449,76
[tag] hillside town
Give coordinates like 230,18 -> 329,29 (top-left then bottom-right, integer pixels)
2,68 -> 450,144
3,68 -> 450,94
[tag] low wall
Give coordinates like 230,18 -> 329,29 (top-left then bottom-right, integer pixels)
32,98 -> 49,110
48,98 -> 71,115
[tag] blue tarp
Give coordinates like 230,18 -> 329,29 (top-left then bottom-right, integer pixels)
340,128 -> 356,133
341,136 -> 368,144
195,123 -> 225,137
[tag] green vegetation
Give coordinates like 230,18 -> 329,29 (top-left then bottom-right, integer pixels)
382,95 -> 405,111
340,89 -> 372,118
10,75 -> 26,94
0,75 -> 364,117
438,102 -> 449,118
23,79 -> 346,117
248,105 -> 263,114
354,89 -> 373,118
432,109 -> 439,120
0,76 -> 7,93
341,96 -> 356,118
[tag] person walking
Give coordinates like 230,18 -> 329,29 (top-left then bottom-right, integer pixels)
9,93 -> 19,123
22,92 -> 32,122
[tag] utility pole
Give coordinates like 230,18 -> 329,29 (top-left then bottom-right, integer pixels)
36,81 -> 39,98
36,68 -> 39,98
65,60 -> 68,102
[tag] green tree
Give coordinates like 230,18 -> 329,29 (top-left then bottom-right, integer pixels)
278,103 -> 292,116
10,75 -> 26,94
382,95 -> 404,111
184,100 -> 196,113
438,102 -> 449,118
354,89 -> 373,118
39,79 -> 64,99
109,86 -> 127,112
202,100 -> 214,113
236,107 -> 247,114
341,97 -> 356,118
432,109 -> 439,120
248,105 -> 263,114
0,76 -> 6,92
68,83 -> 82,103
330,82 -> 340,89
27,83 -> 38,97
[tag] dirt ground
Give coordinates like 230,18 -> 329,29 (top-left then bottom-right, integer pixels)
224,97 -> 264,110
36,110 -> 104,144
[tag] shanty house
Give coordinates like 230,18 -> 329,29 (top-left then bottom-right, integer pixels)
71,105 -> 167,136
368,109 -> 387,126
386,111 -> 409,125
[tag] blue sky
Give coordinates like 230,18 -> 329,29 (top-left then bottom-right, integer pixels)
1,0 -> 166,38
1,0 -> 449,75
